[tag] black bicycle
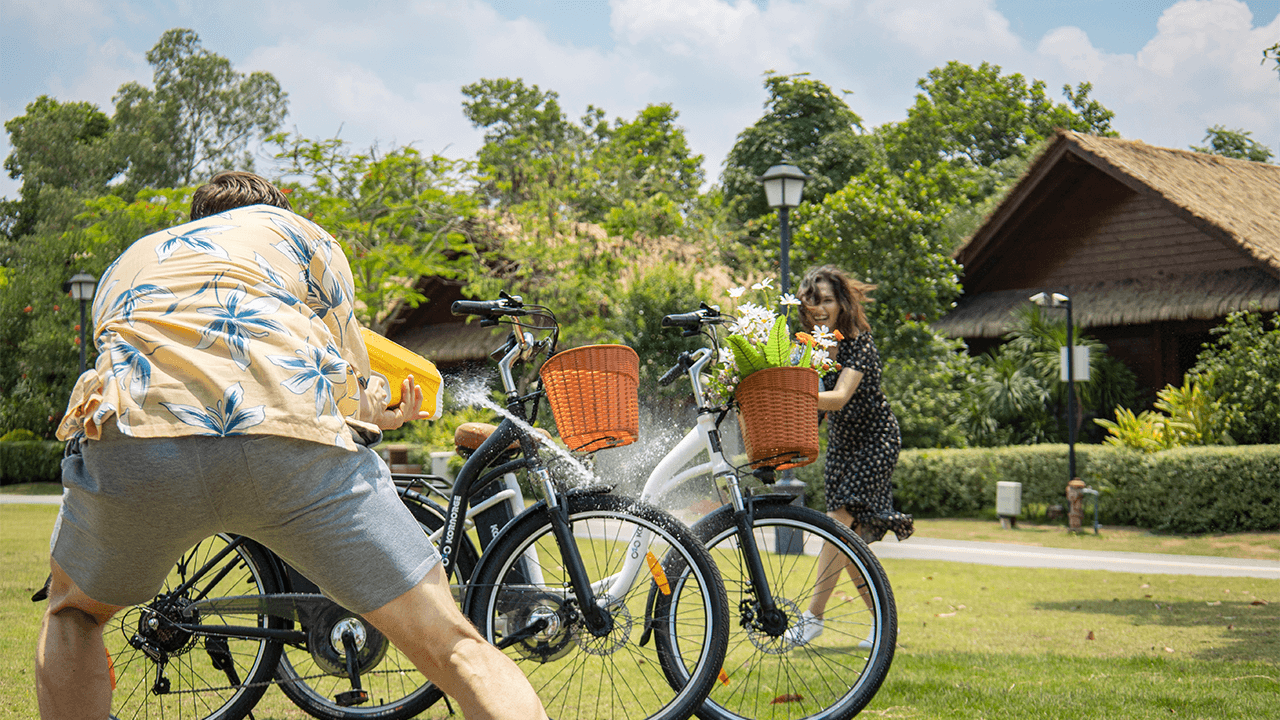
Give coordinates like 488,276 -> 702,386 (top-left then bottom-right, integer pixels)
90,293 -> 730,720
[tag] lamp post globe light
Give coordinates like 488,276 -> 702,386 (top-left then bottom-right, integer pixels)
759,162 -> 807,294
66,272 -> 98,375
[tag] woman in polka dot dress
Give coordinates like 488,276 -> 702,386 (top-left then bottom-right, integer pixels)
787,265 -> 913,647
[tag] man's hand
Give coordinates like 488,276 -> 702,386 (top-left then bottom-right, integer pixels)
372,375 -> 432,430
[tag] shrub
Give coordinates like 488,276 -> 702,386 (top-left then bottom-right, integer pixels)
0,440 -> 63,485
0,429 -> 39,442
894,443 -> 1278,533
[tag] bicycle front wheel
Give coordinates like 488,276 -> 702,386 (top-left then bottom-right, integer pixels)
105,534 -> 284,720
673,502 -> 897,720
274,495 -> 477,720
464,492 -> 730,720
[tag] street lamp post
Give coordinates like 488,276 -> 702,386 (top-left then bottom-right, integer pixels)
1029,292 -> 1075,478
66,272 -> 97,375
760,163 -> 808,553
1030,291 -> 1093,530
759,163 -> 808,294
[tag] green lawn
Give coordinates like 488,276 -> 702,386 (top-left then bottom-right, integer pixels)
3,502 -> 1276,719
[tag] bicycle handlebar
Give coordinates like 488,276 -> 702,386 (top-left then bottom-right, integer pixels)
452,297 -> 525,318
661,311 -> 704,329
661,303 -> 725,330
658,352 -> 693,387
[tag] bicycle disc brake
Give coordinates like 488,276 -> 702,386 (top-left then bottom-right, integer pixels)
741,596 -> 802,655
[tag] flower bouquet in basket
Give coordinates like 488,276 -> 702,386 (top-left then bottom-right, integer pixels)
708,279 -> 842,470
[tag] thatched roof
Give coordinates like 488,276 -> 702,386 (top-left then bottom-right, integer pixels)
1064,132 -> 1280,269
933,267 -> 1280,338
938,131 -> 1280,339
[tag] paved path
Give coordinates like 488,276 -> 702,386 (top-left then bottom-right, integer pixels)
871,535 -> 1280,579
5,493 -> 1277,579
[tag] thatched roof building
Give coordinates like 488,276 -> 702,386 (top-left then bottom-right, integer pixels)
933,130 -> 1280,396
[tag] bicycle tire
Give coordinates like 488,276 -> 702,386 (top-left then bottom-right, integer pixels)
463,492 -> 730,720
669,502 -> 897,720
105,534 -> 284,720
275,495 -> 478,720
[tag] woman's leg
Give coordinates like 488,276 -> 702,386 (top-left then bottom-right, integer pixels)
808,507 -> 872,618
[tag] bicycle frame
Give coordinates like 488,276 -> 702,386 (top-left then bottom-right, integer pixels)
634,337 -> 796,629
433,308 -> 649,626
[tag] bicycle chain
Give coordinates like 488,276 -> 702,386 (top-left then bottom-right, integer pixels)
137,666 -> 423,696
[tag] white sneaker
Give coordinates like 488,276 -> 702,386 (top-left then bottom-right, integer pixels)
786,610 -> 824,646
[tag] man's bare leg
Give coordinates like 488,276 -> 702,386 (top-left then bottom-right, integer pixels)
363,564 -> 548,720
36,558 -> 125,720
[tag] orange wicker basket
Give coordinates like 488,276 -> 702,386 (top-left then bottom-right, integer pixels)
539,345 -> 640,453
735,366 -> 820,470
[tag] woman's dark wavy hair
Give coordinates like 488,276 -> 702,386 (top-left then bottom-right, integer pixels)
190,171 -> 291,220
797,265 -> 876,337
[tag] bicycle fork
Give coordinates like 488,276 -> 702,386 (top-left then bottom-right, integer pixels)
539,470 -> 614,635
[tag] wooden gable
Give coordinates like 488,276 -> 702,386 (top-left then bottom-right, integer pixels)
935,130 -> 1280,396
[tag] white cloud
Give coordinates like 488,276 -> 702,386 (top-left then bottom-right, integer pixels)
1034,0 -> 1279,151
864,0 -> 1022,58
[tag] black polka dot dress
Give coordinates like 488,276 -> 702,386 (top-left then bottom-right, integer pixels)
822,332 -> 914,543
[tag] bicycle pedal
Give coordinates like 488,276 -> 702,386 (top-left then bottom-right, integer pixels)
335,689 -> 369,707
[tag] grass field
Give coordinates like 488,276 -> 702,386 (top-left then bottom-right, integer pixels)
2,500 -> 1276,719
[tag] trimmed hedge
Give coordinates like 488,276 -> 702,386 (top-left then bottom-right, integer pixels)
0,440 -> 64,485
894,444 -> 1280,533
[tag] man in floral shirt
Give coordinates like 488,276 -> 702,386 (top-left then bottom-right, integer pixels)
36,172 -> 545,719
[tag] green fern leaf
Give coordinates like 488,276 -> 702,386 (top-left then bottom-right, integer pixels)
763,315 -> 790,367
726,334 -> 769,376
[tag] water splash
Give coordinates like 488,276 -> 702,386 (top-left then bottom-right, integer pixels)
447,376 -> 595,486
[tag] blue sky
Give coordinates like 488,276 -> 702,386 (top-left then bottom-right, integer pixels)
1,0 -> 1277,199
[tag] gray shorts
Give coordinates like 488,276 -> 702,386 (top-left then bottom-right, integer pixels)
51,428 -> 440,614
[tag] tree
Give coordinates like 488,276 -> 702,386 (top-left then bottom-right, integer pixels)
1191,125 -> 1275,163
3,96 -> 127,239
880,62 -> 1117,174
721,73 -> 874,223
1189,310 -> 1280,445
1264,42 -> 1279,75
4,96 -> 124,194
461,77 -> 582,212
591,104 -> 705,237
113,28 -> 288,189
273,133 -> 478,334
462,78 -> 706,238
790,160 -> 962,359
0,188 -> 191,436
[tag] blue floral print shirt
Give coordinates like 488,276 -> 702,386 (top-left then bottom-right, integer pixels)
57,205 -> 386,451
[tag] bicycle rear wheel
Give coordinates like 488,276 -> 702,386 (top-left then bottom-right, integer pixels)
670,502 -> 897,720
105,534 -> 284,720
464,492 -> 730,720
274,495 -> 478,720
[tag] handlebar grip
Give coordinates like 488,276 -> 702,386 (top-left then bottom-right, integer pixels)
658,363 -> 684,387
452,299 -> 507,317
661,311 -> 704,329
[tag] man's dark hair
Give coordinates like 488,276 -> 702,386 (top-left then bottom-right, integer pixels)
190,171 -> 291,220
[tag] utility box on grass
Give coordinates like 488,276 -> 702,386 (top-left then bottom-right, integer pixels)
996,481 -> 1022,529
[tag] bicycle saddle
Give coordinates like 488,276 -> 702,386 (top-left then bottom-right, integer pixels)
454,422 -> 551,456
